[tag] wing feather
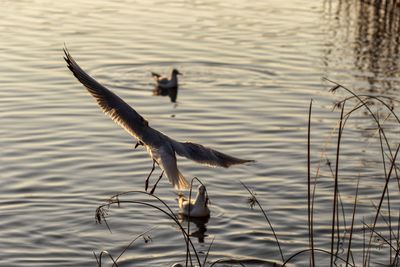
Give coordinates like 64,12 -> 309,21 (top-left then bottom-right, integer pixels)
64,48 -> 148,140
172,141 -> 254,168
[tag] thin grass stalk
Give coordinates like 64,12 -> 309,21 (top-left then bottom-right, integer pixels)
128,200 -> 199,266
379,128 -> 393,265
370,201 -> 398,248
106,190 -> 194,266
311,176 -> 317,264
282,248 -> 355,267
307,99 -> 315,267
326,157 -> 348,234
336,90 -> 400,195
337,95 -> 400,124
107,191 -> 180,222
186,177 -> 209,267
363,223 -> 366,266
326,80 -> 384,130
392,212 -> 400,266
209,259 -> 246,267
186,242 -> 193,267
362,222 -> 399,252
111,227 -> 157,267
364,144 -> 400,266
325,78 -> 396,166
345,177 -> 360,267
202,236 -> 215,267
96,206 -> 112,233
383,164 -> 394,266
327,80 -> 400,191
330,101 -> 345,267
370,111 -> 394,142
97,251 -> 119,267
186,182 -> 194,267
96,199 -> 202,266
94,251 -> 99,266
353,99 -> 400,264
335,195 -> 341,264
310,155 -> 320,265
310,105 -> 350,243
324,79 -> 400,266
241,181 -> 284,263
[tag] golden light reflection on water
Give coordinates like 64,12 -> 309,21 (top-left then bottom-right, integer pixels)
1,0 -> 400,266
323,0 -> 400,94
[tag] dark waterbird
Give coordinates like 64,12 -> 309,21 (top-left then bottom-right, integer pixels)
151,69 -> 181,103
152,69 -> 182,90
64,48 -> 254,193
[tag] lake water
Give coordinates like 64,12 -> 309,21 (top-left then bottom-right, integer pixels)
1,0 -> 400,266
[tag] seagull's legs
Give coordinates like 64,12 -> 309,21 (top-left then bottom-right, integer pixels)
149,171 -> 164,195
145,159 -> 156,191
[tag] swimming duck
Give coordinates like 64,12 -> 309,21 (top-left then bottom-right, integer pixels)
178,185 -> 210,218
152,69 -> 182,90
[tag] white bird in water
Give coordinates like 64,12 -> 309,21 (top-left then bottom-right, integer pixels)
64,48 -> 254,193
178,184 -> 210,218
152,69 -> 181,90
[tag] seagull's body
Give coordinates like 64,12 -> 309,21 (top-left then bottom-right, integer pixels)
178,185 -> 210,218
152,69 -> 181,90
64,49 -> 253,191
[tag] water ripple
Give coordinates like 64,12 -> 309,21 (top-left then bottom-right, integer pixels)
1,0 -> 400,266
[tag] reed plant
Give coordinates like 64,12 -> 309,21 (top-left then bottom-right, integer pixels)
93,81 -> 400,267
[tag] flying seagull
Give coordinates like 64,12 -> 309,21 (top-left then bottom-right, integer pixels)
64,48 -> 254,193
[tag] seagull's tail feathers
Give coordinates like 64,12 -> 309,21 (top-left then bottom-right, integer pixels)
158,145 -> 190,190
173,171 -> 189,190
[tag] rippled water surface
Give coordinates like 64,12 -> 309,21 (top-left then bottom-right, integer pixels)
1,0 -> 400,266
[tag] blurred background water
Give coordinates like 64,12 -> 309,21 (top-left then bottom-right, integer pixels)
1,0 -> 400,266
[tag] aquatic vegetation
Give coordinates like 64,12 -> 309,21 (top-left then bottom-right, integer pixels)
94,178 -> 212,267
94,82 -> 400,266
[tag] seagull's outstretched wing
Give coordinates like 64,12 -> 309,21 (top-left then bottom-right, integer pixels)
64,48 -> 149,140
158,145 -> 189,190
172,141 -> 254,168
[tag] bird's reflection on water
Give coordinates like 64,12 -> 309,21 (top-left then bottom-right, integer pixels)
179,214 -> 209,243
152,85 -> 179,103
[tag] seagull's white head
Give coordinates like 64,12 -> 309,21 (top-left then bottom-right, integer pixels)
198,184 -> 206,195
